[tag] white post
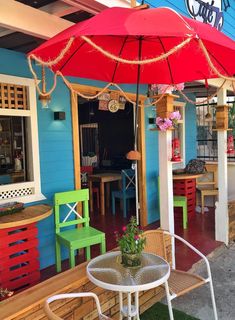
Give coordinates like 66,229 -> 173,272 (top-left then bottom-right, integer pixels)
216,87 -> 229,244
159,130 -> 175,265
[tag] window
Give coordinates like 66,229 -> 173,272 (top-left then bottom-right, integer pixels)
196,99 -> 235,162
0,74 -> 45,203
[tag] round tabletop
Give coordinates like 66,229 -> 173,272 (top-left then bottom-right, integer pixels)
0,204 -> 52,229
87,251 -> 170,293
173,173 -> 203,180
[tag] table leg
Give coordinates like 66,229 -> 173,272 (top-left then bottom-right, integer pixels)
128,292 -> 132,320
119,292 -> 123,320
134,292 -> 140,320
106,182 -> 110,207
165,281 -> 174,320
100,181 -> 105,215
119,292 -> 139,319
89,180 -> 93,212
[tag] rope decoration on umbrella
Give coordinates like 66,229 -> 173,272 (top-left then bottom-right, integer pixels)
80,36 -> 193,65
178,80 -> 227,105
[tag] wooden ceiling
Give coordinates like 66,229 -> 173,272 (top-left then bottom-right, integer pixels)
0,0 -> 96,53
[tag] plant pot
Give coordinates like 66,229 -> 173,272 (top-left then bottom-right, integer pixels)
121,252 -> 142,268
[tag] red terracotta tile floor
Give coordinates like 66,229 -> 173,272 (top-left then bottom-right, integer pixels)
40,204 -> 222,281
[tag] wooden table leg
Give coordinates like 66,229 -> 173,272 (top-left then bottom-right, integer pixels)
100,182 -> 105,215
89,180 -> 93,212
106,182 -> 110,207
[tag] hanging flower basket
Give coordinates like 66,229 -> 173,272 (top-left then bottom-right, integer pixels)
156,110 -> 181,131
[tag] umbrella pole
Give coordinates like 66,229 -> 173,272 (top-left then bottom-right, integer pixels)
133,37 -> 142,225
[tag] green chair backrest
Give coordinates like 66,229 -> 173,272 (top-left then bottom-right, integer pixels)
54,189 -> 89,233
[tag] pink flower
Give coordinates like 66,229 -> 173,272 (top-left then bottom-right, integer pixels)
156,117 -> 172,131
170,111 -> 181,121
122,226 -> 127,232
134,235 -> 139,240
175,83 -> 184,91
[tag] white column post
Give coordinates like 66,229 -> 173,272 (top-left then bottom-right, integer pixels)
159,130 -> 174,233
216,87 -> 229,244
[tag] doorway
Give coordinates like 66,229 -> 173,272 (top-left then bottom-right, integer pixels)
71,84 -> 147,226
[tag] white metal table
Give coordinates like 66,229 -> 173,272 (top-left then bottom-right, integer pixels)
87,251 -> 172,320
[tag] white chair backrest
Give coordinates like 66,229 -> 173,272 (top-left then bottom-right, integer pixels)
44,292 -> 107,320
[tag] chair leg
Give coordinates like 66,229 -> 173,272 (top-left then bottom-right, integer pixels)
55,239 -> 62,273
164,281 -> 174,320
86,246 -> 91,260
201,193 -> 205,214
209,279 -> 218,320
183,202 -> 188,229
96,191 -> 100,208
69,248 -> 75,269
101,238 -> 106,254
123,198 -> 127,218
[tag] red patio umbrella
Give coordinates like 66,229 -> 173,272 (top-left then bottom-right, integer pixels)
29,6 -> 235,84
29,6 -> 235,225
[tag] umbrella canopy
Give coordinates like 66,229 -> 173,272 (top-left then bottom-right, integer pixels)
30,6 -> 235,84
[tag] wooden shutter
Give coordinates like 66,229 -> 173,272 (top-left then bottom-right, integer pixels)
0,83 -> 28,110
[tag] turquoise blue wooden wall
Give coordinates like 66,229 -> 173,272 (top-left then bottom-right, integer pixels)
0,48 -> 75,268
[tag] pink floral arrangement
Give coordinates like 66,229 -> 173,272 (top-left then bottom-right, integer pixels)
115,217 -> 145,255
157,83 -> 185,94
156,110 -> 181,131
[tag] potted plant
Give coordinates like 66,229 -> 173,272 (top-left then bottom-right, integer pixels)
115,217 -> 146,268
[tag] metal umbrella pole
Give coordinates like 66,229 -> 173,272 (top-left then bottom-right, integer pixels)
132,36 -> 143,225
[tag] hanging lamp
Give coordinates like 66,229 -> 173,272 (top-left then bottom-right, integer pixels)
227,134 -> 235,155
39,65 -> 51,108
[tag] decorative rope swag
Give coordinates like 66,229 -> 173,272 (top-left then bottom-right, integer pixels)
80,35 -> 192,65
27,35 -> 235,108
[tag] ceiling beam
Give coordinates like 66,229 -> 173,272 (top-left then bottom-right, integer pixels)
95,0 -> 140,8
198,78 -> 234,92
61,0 -> 136,14
61,0 -> 107,15
0,0 -> 73,39
41,1 -> 80,17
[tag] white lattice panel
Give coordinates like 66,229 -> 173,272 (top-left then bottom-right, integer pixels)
0,187 -> 33,200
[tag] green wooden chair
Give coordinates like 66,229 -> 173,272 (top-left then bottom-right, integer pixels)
158,177 -> 188,229
54,188 -> 106,272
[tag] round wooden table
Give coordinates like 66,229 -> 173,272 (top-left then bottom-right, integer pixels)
173,173 -> 203,217
0,204 -> 52,291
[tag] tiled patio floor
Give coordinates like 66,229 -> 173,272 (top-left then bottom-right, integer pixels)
41,204 -> 222,280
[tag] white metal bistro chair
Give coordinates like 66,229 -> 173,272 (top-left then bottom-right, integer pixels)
44,292 -> 113,320
143,230 -> 218,320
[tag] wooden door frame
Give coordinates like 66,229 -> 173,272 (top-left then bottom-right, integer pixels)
70,83 -> 148,226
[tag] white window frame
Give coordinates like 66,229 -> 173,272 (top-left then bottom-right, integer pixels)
172,102 -> 186,170
0,73 -> 45,204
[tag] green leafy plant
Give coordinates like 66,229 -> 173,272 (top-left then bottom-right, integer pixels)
115,216 -> 146,254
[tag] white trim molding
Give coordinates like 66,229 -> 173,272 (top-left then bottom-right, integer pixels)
0,73 -> 45,205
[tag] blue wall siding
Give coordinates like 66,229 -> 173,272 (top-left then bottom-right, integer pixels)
185,95 -> 197,163
0,48 -> 75,269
